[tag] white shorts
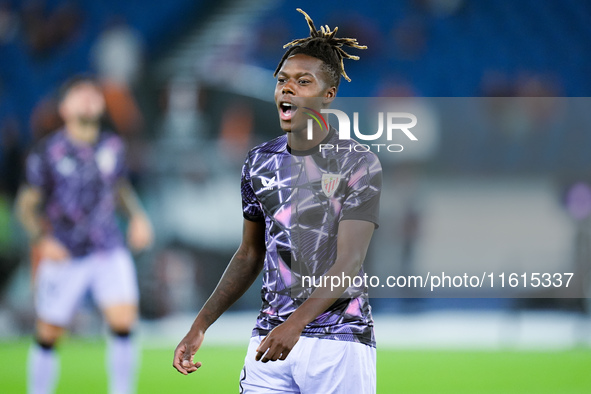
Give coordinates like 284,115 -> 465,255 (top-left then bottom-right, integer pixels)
35,247 -> 139,327
239,335 -> 376,394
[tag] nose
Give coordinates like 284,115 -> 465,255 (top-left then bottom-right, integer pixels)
282,82 -> 295,96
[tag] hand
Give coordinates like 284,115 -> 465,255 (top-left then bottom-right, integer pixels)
36,235 -> 70,262
173,329 -> 204,375
255,320 -> 303,363
127,214 -> 153,252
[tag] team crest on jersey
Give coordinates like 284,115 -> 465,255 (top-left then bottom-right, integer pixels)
321,173 -> 342,197
96,148 -> 116,176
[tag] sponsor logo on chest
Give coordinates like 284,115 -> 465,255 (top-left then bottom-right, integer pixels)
260,176 -> 277,191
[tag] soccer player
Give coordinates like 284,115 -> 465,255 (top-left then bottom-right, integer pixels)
173,9 -> 381,393
16,76 -> 153,394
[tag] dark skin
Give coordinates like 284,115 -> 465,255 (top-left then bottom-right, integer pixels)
275,53 -> 336,149
173,219 -> 266,374
172,54 -> 375,374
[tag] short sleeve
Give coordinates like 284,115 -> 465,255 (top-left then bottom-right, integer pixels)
241,155 -> 264,222
25,147 -> 51,192
339,153 -> 382,228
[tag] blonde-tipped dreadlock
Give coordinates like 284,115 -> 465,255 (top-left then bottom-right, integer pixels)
273,8 -> 367,87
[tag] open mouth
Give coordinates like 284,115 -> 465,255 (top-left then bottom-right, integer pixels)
279,102 -> 298,121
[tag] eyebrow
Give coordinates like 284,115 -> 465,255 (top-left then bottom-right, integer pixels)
277,71 -> 316,79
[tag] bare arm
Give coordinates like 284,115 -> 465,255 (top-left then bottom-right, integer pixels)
255,219 -> 375,362
15,185 -> 70,277
189,219 -> 266,330
116,179 -> 153,251
173,218 -> 266,374
116,179 -> 146,218
15,185 -> 45,243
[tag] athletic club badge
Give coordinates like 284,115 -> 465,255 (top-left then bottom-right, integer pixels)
96,148 -> 116,176
321,174 -> 342,197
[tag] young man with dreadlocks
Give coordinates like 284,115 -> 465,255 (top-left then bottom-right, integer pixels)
173,9 -> 381,393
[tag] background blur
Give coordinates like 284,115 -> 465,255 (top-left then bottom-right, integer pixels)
1,0 -> 591,372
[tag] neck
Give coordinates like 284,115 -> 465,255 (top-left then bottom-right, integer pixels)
64,121 -> 100,145
287,123 -> 328,152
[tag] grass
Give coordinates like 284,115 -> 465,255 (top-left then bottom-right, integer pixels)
2,339 -> 591,393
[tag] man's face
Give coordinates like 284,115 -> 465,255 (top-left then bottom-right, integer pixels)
59,82 -> 106,124
274,54 -> 335,133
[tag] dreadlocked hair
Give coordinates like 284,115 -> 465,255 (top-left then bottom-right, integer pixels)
273,8 -> 367,89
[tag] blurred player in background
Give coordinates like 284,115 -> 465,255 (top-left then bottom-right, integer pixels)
174,9 -> 381,393
16,76 -> 153,394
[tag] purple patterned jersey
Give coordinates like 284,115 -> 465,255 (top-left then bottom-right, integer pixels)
242,128 -> 382,347
26,129 -> 126,257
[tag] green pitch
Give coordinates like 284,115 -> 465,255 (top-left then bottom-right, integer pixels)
2,339 -> 590,393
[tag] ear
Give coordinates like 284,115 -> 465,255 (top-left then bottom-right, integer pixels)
323,86 -> 337,105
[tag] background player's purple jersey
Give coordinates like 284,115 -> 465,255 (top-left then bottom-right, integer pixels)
26,129 -> 126,257
242,128 -> 382,347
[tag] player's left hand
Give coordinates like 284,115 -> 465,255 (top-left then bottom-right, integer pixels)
127,214 -> 153,252
255,321 -> 303,362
